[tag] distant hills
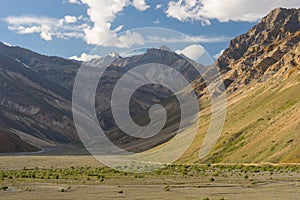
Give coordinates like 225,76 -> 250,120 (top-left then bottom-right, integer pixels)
0,8 -> 299,163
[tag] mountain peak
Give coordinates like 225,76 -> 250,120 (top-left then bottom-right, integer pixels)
216,7 -> 300,91
159,46 -> 172,52
109,52 -> 120,58
218,8 -> 299,68
258,7 -> 300,33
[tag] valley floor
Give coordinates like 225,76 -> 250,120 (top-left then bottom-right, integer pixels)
1,180 -> 300,200
0,156 -> 300,200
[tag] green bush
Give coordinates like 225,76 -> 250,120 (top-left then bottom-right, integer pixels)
0,186 -> 8,191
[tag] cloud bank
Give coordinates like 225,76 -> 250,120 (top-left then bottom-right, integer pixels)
5,15 -> 85,41
5,0 -> 299,49
69,52 -> 101,61
176,44 -> 206,61
5,0 -> 150,48
166,0 -> 300,24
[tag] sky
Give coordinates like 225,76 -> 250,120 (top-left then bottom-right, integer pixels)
0,0 -> 299,62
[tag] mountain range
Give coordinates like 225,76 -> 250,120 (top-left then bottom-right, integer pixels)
0,8 -> 299,163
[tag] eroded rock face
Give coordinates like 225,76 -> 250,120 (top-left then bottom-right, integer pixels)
216,8 -> 300,92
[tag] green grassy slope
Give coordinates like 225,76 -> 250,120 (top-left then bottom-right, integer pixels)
178,69 -> 300,164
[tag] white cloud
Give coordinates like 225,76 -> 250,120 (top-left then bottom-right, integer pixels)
40,30 -> 52,41
213,49 -> 225,59
117,30 -> 145,47
3,42 -> 13,47
176,44 -> 206,61
132,0 -> 150,11
147,35 -> 229,43
67,0 -> 81,4
153,19 -> 160,24
69,52 -> 101,61
4,16 -> 57,25
79,0 -> 145,48
165,0 -> 210,24
5,0 -> 147,48
64,15 -> 78,23
166,0 -> 300,24
5,15 -> 84,41
156,4 -> 163,10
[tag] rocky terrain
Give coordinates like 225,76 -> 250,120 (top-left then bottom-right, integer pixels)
217,8 -> 299,91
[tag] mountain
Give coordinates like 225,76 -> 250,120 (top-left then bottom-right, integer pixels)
0,43 -> 201,153
0,8 -> 299,163
0,43 -> 80,152
218,8 -> 299,91
180,8 -> 300,164
75,48 -> 203,153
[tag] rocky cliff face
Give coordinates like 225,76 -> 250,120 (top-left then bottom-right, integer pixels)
217,8 -> 300,92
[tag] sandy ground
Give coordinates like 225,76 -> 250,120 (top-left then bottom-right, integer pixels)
0,155 -> 300,199
1,177 -> 300,200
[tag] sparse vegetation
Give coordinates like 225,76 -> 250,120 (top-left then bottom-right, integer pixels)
0,186 -> 8,191
59,188 -> 66,192
0,163 -> 299,199
164,185 -> 170,191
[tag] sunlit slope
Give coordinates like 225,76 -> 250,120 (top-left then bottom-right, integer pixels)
178,69 -> 300,164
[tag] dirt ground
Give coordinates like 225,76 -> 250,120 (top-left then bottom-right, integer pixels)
1,177 -> 300,200
0,155 -> 300,200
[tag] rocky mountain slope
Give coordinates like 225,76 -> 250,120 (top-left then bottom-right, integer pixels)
218,8 -> 299,91
180,8 -> 300,164
0,43 -> 200,153
0,43 -> 80,152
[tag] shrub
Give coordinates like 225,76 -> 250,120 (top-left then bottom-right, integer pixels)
212,172 -> 219,177
24,188 -> 34,192
0,186 -> 8,191
164,185 -> 170,191
134,174 -> 144,178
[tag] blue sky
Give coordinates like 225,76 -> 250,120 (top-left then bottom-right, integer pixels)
0,0 -> 299,62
